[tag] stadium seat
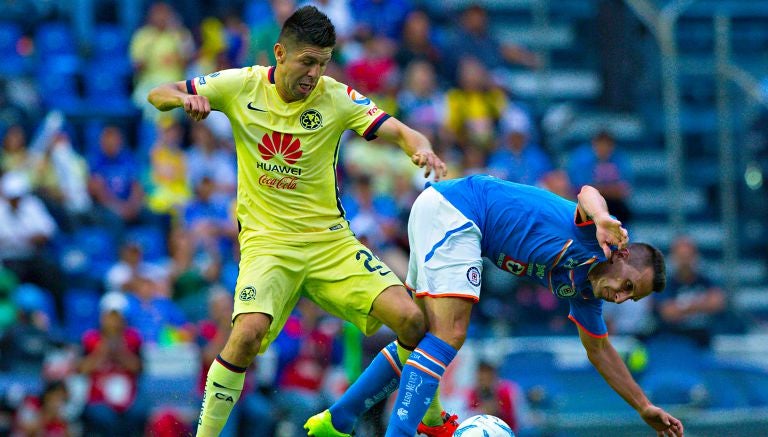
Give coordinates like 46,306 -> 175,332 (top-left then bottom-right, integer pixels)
498,351 -> 564,410
13,283 -> 58,326
559,366 -> 632,413
59,226 -> 117,283
36,70 -> 82,114
83,61 -> 136,117
35,22 -> 80,75
640,369 -> 706,406
63,288 -> 101,342
0,22 -> 26,75
126,225 -> 167,262
92,24 -> 128,59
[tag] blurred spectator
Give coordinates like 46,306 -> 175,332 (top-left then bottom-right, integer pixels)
196,288 -> 276,437
394,10 -> 447,81
186,123 -> 237,197
466,361 -> 527,435
129,2 -> 194,119
13,380 -> 72,437
350,0 -> 412,41
0,172 -> 65,320
397,60 -> 447,146
249,0 -> 296,66
445,57 -> 507,151
123,276 -> 192,344
105,240 -> 170,296
654,236 -> 727,348
1,124 -> 33,176
168,228 -> 222,322
602,298 -> 656,340
303,0 -> 354,47
344,36 -> 398,111
35,131 -> 91,229
222,12 -> 251,68
78,292 -> 147,437
3,117 -> 91,232
146,118 -> 191,217
182,175 -> 233,252
191,17 -> 229,76
446,4 -> 539,76
0,267 -> 17,332
487,106 -> 553,186
341,175 -> 408,279
273,299 -> 340,436
87,125 -> 153,240
539,169 -> 574,200
0,284 -> 60,376
567,130 -> 634,224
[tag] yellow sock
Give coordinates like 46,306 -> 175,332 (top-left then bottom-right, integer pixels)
397,340 -> 444,426
395,340 -> 412,366
422,387 -> 445,426
196,357 -> 246,437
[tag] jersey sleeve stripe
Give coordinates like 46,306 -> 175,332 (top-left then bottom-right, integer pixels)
363,113 -> 390,140
567,314 -> 608,338
185,79 -> 197,95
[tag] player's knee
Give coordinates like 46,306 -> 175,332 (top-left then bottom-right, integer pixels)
230,313 -> 270,357
394,306 -> 426,346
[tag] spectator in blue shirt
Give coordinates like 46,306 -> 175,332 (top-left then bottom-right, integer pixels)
567,130 -> 634,224
488,106 -> 553,187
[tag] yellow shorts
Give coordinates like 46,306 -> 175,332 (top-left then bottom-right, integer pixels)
234,234 -> 403,353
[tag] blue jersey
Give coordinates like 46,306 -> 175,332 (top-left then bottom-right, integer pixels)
432,175 -> 609,337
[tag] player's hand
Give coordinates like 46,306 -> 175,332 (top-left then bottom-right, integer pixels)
594,214 -> 628,259
640,405 -> 684,436
182,94 -> 211,121
411,149 -> 447,181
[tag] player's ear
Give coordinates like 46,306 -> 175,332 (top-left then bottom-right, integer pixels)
274,43 -> 285,64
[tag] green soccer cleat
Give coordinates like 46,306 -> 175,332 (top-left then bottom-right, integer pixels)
304,410 -> 351,437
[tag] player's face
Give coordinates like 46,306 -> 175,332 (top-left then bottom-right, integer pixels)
590,261 -> 654,304
274,42 -> 333,102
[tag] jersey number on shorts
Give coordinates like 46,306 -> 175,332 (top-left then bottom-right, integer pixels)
356,249 -> 391,276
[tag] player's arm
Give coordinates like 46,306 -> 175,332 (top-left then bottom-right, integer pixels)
576,185 -> 628,258
374,117 -> 447,181
147,81 -> 211,121
578,327 -> 684,436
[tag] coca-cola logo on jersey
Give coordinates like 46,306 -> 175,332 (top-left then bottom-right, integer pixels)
259,175 -> 298,190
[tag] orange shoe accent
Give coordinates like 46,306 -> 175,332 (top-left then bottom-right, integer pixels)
416,411 -> 459,437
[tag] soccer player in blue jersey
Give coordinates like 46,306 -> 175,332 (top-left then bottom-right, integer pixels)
306,175 -> 684,437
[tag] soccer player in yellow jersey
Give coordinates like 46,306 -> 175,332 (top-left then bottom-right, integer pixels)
147,6 -> 447,437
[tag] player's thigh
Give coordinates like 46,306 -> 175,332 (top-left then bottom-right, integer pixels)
304,236 -> 403,336
407,187 -> 483,301
234,242 -> 306,352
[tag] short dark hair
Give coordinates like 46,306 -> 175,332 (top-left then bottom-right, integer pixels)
628,242 -> 666,293
278,6 -> 336,49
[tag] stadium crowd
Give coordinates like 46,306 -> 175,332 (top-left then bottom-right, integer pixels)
0,0 -> 754,436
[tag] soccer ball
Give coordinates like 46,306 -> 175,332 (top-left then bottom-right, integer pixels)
453,414 -> 515,437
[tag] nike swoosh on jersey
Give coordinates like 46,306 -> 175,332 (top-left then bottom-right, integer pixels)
247,102 -> 267,112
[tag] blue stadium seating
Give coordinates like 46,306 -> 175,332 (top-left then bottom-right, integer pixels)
35,22 -> 80,74
63,288 -> 101,343
83,60 -> 136,117
0,22 -> 26,75
126,225 -> 167,262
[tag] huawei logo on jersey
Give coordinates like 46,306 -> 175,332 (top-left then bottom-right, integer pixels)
258,132 -> 303,164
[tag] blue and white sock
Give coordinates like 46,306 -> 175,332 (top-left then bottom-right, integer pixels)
385,333 -> 457,437
329,340 -> 410,433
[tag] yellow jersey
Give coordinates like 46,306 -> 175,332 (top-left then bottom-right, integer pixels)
186,66 -> 391,244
